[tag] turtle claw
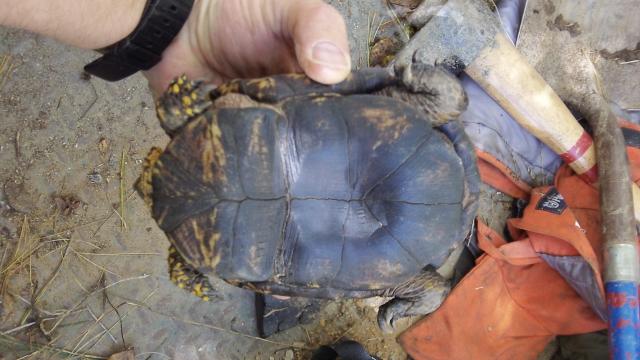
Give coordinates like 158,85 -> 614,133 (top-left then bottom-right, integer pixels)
395,62 -> 468,126
376,268 -> 451,333
377,299 -> 413,334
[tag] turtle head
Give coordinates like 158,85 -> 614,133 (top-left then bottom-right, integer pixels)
156,75 -> 214,136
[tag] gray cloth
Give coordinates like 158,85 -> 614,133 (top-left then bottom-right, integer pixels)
460,0 -> 563,187
539,254 -> 607,321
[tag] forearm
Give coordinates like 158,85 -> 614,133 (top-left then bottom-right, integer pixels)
0,0 -> 146,49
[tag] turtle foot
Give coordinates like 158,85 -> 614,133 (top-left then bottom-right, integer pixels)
157,75 -> 214,135
394,62 -> 468,126
377,268 -> 450,333
168,245 -> 218,301
256,294 -> 325,338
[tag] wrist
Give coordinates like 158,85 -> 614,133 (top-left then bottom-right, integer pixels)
144,0 -> 215,92
0,0 -> 147,49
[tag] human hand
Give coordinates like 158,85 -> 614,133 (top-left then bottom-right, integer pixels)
145,0 -> 351,95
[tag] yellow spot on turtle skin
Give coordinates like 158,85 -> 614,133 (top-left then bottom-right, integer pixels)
185,108 -> 194,116
178,283 -> 185,289
202,296 -> 209,302
191,91 -> 198,100
193,283 -> 203,297
215,82 -> 240,95
177,76 -> 185,85
182,95 -> 192,107
171,84 -> 180,94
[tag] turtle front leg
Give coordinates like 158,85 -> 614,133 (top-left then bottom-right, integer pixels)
377,266 -> 450,333
381,63 -> 468,126
157,75 -> 214,136
168,245 -> 218,301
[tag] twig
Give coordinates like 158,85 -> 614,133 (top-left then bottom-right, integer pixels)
71,247 -> 120,277
1,321 -> 36,335
76,79 -> 98,123
77,289 -> 157,355
515,0 -> 529,47
119,147 -> 128,231
86,306 -> 117,344
70,306 -> 117,353
14,129 -> 21,159
102,273 -> 126,348
39,274 -> 149,336
76,251 -> 161,257
0,333 -> 106,359
71,271 -> 91,294
40,216 -> 112,241
136,352 -> 171,359
619,59 -> 639,65
33,239 -> 71,304
385,0 -> 410,42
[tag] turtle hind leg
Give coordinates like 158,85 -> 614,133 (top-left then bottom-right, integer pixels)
377,266 -> 450,334
157,75 -> 214,136
168,245 -> 218,301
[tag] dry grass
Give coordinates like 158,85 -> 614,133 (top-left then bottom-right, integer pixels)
0,54 -> 14,91
0,216 -> 38,298
366,12 -> 384,67
385,0 -> 411,42
0,332 -> 107,359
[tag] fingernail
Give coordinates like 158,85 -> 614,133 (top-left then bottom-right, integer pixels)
311,41 -> 349,69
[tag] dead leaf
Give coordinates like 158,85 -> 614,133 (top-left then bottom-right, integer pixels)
107,349 -> 135,360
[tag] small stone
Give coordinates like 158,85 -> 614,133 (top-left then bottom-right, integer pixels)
98,137 -> 109,156
284,350 -> 294,360
88,172 -> 103,184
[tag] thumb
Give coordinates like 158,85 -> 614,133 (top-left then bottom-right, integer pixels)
285,1 -> 351,84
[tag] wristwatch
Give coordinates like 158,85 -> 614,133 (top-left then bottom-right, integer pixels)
84,0 -> 195,81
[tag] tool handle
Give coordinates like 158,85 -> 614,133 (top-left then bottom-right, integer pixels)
465,32 -> 640,222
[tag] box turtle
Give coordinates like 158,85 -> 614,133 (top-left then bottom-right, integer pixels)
136,63 -> 479,333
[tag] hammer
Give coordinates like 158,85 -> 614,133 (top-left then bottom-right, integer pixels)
393,0 -> 640,222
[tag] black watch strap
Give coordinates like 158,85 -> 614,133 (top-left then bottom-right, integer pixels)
84,0 -> 195,81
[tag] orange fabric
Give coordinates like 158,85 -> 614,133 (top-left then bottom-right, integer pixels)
476,149 -> 531,199
399,124 -> 640,360
399,220 -> 606,360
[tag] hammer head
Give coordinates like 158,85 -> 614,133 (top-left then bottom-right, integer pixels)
394,0 -> 501,72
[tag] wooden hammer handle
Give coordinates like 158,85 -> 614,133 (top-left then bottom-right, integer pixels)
465,32 -> 640,222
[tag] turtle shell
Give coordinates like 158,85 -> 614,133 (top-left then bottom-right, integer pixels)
148,71 -> 468,298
